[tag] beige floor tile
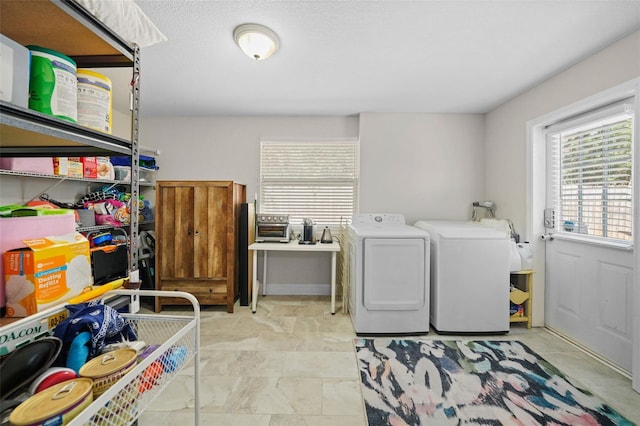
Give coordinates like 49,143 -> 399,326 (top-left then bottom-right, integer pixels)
138,295 -> 639,425
141,410 -> 272,426
283,351 -> 359,379
269,414 -> 368,426
200,332 -> 260,351
270,303 -> 327,317
200,350 -> 288,377
145,374 -> 238,412
255,331 -> 325,352
222,376 -> 322,415
293,315 -> 356,334
321,379 -> 364,416
233,315 -> 297,334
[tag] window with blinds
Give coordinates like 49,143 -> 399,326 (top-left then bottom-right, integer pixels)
547,99 -> 634,242
260,139 -> 359,227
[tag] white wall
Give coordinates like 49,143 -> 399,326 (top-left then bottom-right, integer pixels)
359,113 -> 485,224
140,116 -> 358,201
485,30 -> 640,326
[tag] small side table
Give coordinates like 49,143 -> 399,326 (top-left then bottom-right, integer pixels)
248,240 -> 341,314
509,270 -> 534,328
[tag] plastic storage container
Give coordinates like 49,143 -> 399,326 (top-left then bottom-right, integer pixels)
76,69 -> 112,134
139,168 -> 156,184
114,166 -> 131,182
0,34 -> 30,108
516,241 -> 533,270
0,157 -> 54,174
28,45 -> 77,122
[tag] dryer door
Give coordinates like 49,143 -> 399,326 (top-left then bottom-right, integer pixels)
363,238 -> 426,310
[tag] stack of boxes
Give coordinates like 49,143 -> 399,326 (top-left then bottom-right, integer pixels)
0,156 -> 157,184
2,156 -> 122,180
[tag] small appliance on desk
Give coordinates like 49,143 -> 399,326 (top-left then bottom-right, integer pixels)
299,218 -> 316,244
320,226 -> 333,243
255,213 -> 290,243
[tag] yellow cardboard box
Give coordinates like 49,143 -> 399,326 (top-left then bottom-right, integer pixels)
67,160 -> 83,178
3,232 -> 93,317
53,157 -> 68,176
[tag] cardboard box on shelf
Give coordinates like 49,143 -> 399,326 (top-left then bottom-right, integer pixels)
3,232 -> 93,317
67,160 -> 83,178
81,156 -> 97,179
96,157 -> 114,180
53,157 -> 69,176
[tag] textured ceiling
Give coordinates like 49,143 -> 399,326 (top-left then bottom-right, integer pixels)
115,0 -> 640,117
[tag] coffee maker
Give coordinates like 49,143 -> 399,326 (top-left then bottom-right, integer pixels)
300,218 -> 316,244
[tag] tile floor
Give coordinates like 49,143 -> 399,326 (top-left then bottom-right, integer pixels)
138,296 -> 640,425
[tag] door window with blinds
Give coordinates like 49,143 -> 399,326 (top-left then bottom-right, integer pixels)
260,139 -> 359,227
546,99 -> 634,243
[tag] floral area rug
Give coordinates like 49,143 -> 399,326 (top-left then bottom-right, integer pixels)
354,339 -> 634,425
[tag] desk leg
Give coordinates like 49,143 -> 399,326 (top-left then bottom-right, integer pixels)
331,251 -> 336,315
251,250 -> 258,313
262,251 -> 268,296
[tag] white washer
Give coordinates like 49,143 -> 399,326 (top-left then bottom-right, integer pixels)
414,220 -> 510,333
349,214 -> 430,334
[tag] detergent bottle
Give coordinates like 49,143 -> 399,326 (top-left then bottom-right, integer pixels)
516,241 -> 533,270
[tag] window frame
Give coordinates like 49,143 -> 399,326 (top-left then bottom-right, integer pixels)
259,137 -> 360,229
545,98 -> 635,245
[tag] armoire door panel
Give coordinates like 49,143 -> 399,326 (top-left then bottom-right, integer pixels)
206,186 -> 228,278
193,185 -> 210,278
174,186 -> 196,278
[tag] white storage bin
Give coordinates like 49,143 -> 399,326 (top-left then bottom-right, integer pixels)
139,168 -> 156,184
114,165 -> 131,182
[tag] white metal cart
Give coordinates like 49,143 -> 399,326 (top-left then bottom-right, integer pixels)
0,290 -> 200,425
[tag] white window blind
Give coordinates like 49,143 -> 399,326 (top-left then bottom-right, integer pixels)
260,139 -> 359,227
547,99 -> 634,242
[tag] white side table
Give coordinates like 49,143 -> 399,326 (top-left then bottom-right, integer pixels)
248,240 -> 341,314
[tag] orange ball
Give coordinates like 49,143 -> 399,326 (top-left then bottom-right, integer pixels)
138,361 -> 163,393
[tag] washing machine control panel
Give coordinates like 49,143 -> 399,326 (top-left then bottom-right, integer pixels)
351,214 -> 405,225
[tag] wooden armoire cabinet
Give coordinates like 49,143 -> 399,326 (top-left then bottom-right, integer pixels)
155,181 -> 246,313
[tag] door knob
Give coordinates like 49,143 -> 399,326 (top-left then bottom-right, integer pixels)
540,233 -> 554,241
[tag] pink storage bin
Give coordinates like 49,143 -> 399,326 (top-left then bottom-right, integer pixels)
0,213 -> 76,316
0,157 -> 54,175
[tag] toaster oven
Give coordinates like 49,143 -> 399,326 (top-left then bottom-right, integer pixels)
255,214 -> 291,243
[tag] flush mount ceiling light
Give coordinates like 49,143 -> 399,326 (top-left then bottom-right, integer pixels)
233,23 -> 280,60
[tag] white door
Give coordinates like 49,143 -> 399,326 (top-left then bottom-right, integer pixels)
544,103 -> 635,372
544,236 -> 633,371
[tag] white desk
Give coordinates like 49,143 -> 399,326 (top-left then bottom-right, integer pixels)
248,240 -> 341,314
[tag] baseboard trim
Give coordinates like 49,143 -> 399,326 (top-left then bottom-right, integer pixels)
265,284 -> 330,296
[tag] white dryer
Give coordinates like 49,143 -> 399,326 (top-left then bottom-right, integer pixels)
348,214 -> 430,334
414,220 -> 510,333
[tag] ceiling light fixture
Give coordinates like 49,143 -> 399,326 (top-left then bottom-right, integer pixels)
233,23 -> 280,61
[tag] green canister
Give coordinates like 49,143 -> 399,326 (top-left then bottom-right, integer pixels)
28,45 -> 77,122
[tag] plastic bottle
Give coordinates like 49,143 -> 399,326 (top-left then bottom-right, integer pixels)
509,241 -> 522,272
516,241 -> 533,270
